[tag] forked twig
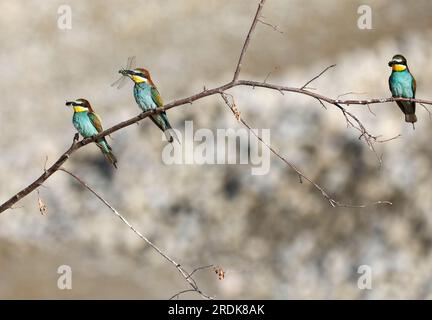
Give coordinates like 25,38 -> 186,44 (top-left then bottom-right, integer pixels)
59,168 -> 213,300
301,64 -> 337,90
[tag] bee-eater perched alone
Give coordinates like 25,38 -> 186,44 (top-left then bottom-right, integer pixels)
119,68 -> 179,143
388,54 -> 417,124
66,99 -> 118,168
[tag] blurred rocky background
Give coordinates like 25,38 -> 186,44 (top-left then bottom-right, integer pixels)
1,0 -> 432,299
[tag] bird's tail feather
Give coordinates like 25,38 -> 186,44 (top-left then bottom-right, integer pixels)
150,114 -> 180,144
103,151 -> 118,169
97,140 -> 118,169
405,113 -> 417,123
164,128 -> 181,144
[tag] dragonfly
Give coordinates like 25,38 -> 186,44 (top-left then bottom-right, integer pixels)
111,56 -> 136,89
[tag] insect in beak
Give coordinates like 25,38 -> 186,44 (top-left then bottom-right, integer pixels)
119,69 -> 133,76
111,56 -> 136,89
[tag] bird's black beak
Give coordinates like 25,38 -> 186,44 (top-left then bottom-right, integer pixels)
388,60 -> 395,67
65,101 -> 81,107
119,69 -> 133,76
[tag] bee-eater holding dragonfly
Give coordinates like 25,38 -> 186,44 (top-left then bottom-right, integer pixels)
119,68 -> 179,143
388,54 -> 417,125
66,99 -> 118,168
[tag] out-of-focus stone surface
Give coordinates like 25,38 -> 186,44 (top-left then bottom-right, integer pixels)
1,0 -> 432,299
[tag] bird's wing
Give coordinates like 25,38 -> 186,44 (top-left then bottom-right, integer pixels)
412,76 -> 416,98
88,112 -> 104,133
151,86 -> 164,108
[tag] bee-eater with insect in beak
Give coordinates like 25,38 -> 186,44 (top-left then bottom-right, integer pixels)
388,54 -> 417,124
119,68 -> 179,143
65,99 -> 118,168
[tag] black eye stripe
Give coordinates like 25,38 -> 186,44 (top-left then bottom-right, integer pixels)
131,70 -> 146,77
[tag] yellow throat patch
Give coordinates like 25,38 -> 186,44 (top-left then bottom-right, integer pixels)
131,75 -> 146,83
73,106 -> 88,113
392,64 -> 407,72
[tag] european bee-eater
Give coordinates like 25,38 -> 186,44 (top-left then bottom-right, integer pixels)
65,99 -> 118,168
119,68 -> 179,143
388,54 -> 417,124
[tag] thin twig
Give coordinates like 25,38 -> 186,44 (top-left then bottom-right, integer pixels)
375,134 -> 402,143
232,0 -> 266,81
263,66 -> 279,83
301,64 -> 337,90
187,265 -> 215,280
257,18 -> 284,34
420,103 -> 432,120
315,98 -> 327,109
366,104 -> 376,116
59,168 -> 213,300
337,91 -> 367,99
169,289 -> 198,300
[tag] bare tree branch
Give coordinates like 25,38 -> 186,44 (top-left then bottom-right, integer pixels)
1,77 -> 428,213
220,93 -> 392,208
59,168 -> 213,300
232,0 -> 266,81
1,0 -> 429,214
